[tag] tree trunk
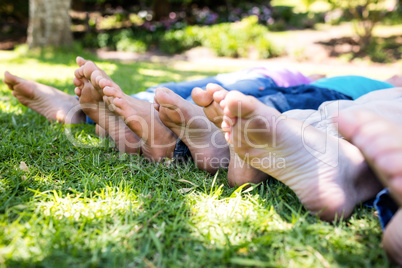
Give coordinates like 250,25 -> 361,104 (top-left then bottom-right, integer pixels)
27,0 -> 73,48
152,0 -> 171,21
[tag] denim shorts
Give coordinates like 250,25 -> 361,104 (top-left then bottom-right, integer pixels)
373,189 -> 398,230
132,69 -> 352,113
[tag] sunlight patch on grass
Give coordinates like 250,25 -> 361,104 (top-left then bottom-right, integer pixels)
0,101 -> 23,115
95,62 -> 118,76
138,68 -> 182,81
37,186 -> 140,221
1,60 -> 76,83
187,185 -> 291,247
0,51 -> 17,61
63,126 -> 110,149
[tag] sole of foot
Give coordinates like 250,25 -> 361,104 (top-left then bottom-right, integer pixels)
4,71 -> 84,124
155,87 -> 229,173
192,84 -> 269,186
336,109 -> 402,265
92,76 -> 178,161
220,90 -> 382,221
73,61 -> 142,155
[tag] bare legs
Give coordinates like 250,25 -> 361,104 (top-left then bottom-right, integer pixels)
3,71 -> 85,124
337,110 -> 402,265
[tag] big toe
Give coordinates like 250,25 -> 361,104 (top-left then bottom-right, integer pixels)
224,91 -> 258,119
155,87 -> 180,109
83,61 -> 100,80
76,56 -> 87,67
3,71 -> 23,88
207,83 -> 228,104
192,87 -> 213,107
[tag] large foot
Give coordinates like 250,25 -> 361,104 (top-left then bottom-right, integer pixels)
73,58 -> 141,154
3,71 -> 85,124
336,110 -> 402,265
192,84 -> 269,186
79,60 -> 177,161
219,90 -> 382,221
154,87 -> 229,173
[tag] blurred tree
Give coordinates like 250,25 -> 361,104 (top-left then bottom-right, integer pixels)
27,0 -> 73,48
152,0 -> 172,21
327,0 -> 388,49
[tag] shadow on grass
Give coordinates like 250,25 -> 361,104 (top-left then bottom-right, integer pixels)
317,35 -> 401,63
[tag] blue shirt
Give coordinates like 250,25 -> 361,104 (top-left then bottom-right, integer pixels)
310,75 -> 394,99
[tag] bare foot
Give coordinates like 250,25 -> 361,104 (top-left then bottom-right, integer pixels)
219,90 -> 382,221
3,71 -> 85,124
73,59 -> 141,155
154,87 -> 229,173
386,75 -> 402,87
79,61 -> 177,161
192,83 -> 269,186
336,110 -> 402,265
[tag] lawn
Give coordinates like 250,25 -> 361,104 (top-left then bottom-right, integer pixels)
0,47 -> 392,267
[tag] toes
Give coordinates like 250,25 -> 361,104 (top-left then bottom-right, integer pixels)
213,89 -> 228,103
154,87 -> 178,109
112,97 -> 125,110
98,77 -> 115,89
336,109 -> 380,141
221,100 -> 236,118
206,83 -> 227,103
336,109 -> 402,203
390,176 -> 402,201
224,91 -> 254,118
221,119 -> 233,132
74,66 -> 85,80
111,97 -> 130,117
73,77 -> 83,87
103,86 -> 123,99
90,70 -> 108,90
82,61 -> 99,80
192,87 -> 213,107
76,56 -> 87,67
103,95 -> 117,112
223,91 -> 271,120
376,151 -> 402,179
3,71 -> 23,88
75,87 -> 82,97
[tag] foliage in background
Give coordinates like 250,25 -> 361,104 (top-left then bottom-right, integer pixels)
83,16 -> 281,59
162,16 -> 281,58
326,0 -> 394,49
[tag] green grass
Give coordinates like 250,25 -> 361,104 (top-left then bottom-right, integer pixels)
0,47 -> 393,267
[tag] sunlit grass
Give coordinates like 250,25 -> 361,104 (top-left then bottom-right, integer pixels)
0,48 -> 393,267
